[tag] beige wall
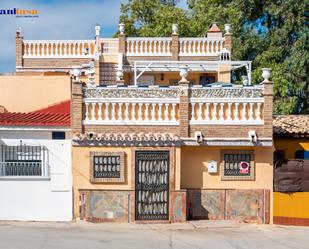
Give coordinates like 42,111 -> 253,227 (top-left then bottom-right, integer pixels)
124,72 -> 218,86
0,75 -> 71,112
72,146 -> 181,218
181,146 -> 273,189
181,146 -> 274,221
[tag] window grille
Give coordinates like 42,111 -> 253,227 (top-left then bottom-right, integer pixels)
0,145 -> 49,177
224,153 -> 251,176
93,155 -> 121,178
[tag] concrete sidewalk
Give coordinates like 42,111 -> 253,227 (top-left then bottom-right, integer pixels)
0,220 -> 309,249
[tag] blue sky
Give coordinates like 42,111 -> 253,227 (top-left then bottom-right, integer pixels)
0,0 -> 187,73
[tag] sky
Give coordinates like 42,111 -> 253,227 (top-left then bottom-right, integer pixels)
0,0 -> 188,73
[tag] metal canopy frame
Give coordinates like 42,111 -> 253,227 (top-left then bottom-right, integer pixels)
128,60 -> 252,86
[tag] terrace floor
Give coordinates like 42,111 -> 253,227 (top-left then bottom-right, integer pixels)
0,220 -> 308,249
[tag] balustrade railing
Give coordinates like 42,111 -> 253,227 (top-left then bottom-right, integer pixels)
83,98 -> 179,125
126,38 -> 172,56
179,38 -> 225,56
82,86 -> 264,126
23,40 -> 95,58
190,98 -> 264,125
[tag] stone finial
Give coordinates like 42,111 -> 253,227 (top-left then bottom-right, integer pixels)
208,22 -> 221,33
179,66 -> 189,83
116,70 -> 124,81
16,26 -> 22,37
119,23 -> 125,35
95,24 -> 100,37
262,68 -> 271,82
172,24 -> 178,35
71,66 -> 81,81
224,24 -> 231,34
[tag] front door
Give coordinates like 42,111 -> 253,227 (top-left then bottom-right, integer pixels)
135,151 -> 169,221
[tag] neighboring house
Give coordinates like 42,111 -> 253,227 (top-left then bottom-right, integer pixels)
14,23 -> 274,223
273,115 -> 309,226
274,115 -> 309,161
0,101 -> 72,221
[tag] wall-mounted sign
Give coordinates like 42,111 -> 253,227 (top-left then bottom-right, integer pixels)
240,161 -> 249,174
208,160 -> 217,173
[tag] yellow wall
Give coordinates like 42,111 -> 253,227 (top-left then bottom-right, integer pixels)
0,75 -> 71,112
274,192 -> 309,218
274,138 -> 309,159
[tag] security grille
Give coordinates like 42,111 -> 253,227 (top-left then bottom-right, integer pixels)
93,155 -> 121,178
135,151 -> 169,221
0,145 -> 49,176
224,153 -> 251,176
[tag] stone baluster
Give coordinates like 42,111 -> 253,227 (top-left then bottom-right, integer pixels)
242,103 -> 247,121
191,103 -> 196,120
85,103 -> 89,121
118,103 -> 123,121
249,103 -> 254,121
125,103 -> 130,121
151,103 -> 156,121
106,103 -> 110,120
139,103 -> 143,121
145,103 -> 150,121
219,103 -> 225,121
132,103 -> 137,120
98,103 -> 103,121
198,103 -> 203,121
234,103 -> 239,121
227,103 -> 232,121
213,103 -> 218,120
91,103 -> 96,121
257,102 -> 262,121
171,103 -> 177,121
158,103 -> 163,121
205,103 -> 210,120
111,103 -> 116,120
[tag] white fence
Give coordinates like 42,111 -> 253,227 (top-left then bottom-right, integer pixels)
179,38 -> 225,56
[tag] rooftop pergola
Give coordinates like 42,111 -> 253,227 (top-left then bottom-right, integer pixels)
125,60 -> 252,86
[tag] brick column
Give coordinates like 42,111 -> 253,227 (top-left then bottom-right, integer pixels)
262,80 -> 273,138
171,34 -> 179,61
71,79 -> 83,134
16,29 -> 23,69
179,82 -> 190,137
224,33 -> 232,52
118,34 -> 126,54
94,60 -> 100,85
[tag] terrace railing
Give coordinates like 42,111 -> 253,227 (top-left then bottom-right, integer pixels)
82,85 -> 264,126
23,40 -> 95,58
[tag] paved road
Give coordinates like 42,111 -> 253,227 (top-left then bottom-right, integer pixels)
0,221 -> 309,249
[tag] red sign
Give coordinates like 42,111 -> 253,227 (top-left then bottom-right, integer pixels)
240,161 -> 249,174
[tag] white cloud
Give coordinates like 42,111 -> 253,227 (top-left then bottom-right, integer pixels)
0,0 -> 125,73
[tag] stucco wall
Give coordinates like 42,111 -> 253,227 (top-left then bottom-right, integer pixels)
72,146 -> 182,219
0,130 -> 72,221
181,146 -> 274,221
0,75 -> 71,112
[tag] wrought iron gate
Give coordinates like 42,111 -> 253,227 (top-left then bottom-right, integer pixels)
135,151 -> 169,220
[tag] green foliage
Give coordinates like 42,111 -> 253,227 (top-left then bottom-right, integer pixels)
116,0 -> 308,114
